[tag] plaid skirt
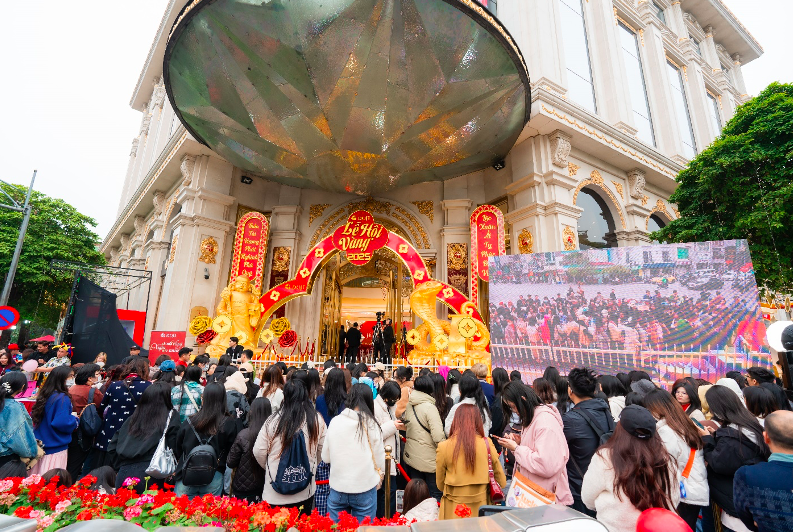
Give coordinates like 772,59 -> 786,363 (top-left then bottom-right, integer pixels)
314,461 -> 330,515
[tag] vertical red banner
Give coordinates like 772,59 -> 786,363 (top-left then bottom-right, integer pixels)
470,205 -> 505,303
230,212 -> 270,293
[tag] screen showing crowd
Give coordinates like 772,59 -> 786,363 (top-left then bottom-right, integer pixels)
488,239 -> 772,386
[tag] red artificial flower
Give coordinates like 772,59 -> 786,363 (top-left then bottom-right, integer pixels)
196,330 -> 218,344
278,329 -> 297,348
13,506 -> 33,518
454,504 -> 472,518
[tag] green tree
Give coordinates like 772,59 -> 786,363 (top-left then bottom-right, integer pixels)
653,82 -> 793,293
0,183 -> 105,328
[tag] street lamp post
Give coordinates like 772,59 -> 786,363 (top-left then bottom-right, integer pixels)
0,170 -> 37,306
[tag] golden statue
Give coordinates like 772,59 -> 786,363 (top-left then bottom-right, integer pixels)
406,281 -> 490,369
207,275 -> 262,357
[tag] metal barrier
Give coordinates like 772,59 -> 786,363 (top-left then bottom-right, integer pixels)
0,515 -> 37,532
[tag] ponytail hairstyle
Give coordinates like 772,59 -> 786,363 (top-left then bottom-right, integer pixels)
0,372 -> 28,414
345,383 -> 381,442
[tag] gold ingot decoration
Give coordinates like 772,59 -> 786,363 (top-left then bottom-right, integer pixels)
270,317 -> 291,337
433,334 -> 449,350
406,281 -> 490,369
212,315 -> 232,334
189,315 -> 212,335
457,317 -> 477,339
198,236 -> 219,264
260,329 -> 275,344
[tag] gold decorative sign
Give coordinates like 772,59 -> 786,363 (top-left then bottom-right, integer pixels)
517,228 -> 533,254
199,236 -> 218,264
563,226 -> 577,251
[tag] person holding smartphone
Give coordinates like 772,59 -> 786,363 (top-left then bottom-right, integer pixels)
495,381 -> 573,506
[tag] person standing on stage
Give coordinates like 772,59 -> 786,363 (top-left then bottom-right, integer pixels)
372,314 -> 385,364
345,323 -> 362,365
225,337 -> 244,363
382,318 -> 395,366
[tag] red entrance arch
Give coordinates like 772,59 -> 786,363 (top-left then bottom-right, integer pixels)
257,211 -> 484,328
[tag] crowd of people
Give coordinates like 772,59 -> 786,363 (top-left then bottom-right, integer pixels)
489,286 -> 764,354
0,339 -> 792,531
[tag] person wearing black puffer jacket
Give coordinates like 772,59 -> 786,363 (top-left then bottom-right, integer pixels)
227,397 -> 271,502
700,386 -> 769,532
561,368 -> 614,517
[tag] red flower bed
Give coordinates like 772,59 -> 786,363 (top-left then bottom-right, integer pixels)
0,476 -> 408,531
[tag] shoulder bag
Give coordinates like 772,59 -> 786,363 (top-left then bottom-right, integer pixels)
485,437 -> 504,503
146,410 -> 177,478
411,405 -> 432,434
366,427 -> 384,490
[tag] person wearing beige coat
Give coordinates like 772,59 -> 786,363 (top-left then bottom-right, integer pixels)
402,376 -> 446,500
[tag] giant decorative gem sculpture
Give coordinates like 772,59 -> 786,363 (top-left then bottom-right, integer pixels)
164,0 -> 530,194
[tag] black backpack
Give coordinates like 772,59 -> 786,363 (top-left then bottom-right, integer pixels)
181,418 -> 219,487
79,388 -> 102,437
577,407 -> 614,446
269,430 -> 312,495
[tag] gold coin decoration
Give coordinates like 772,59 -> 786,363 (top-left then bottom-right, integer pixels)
188,315 -> 212,335
458,317 -> 477,339
260,329 -> 275,344
406,329 -> 420,346
212,315 -> 232,334
270,317 -> 291,337
433,334 -> 449,350
234,331 -> 249,345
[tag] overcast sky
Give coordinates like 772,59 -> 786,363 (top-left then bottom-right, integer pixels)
1,0 -> 790,240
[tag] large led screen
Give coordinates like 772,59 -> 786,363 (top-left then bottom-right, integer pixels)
488,240 -> 772,385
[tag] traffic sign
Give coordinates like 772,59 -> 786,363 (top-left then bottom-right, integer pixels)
0,306 -> 20,330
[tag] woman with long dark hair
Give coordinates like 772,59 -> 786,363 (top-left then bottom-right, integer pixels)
444,375 -> 491,436
253,380 -> 325,512
206,354 -> 232,384
403,375 -> 445,501
446,369 -> 462,404
642,388 -> 708,529
373,379 -> 404,518
0,351 -> 16,376
531,378 -> 555,404
323,383 -> 384,522
581,405 -> 679,532
95,358 -> 152,463
672,379 -> 706,423
436,404 -> 506,519
599,375 -> 627,421
0,372 -> 38,469
554,377 -> 572,414
86,465 -> 116,494
306,368 -> 322,403
109,382 -> 180,492
172,365 -> 204,422
701,385 -> 769,531
174,382 -> 240,496
542,366 -> 561,393
495,381 -> 573,505
30,365 -> 79,474
743,385 -> 778,425
429,372 -> 452,420
314,367 -> 347,515
257,364 -> 284,412
227,397 -> 272,502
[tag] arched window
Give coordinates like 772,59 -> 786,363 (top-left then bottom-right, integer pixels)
647,213 -> 666,233
577,187 -> 616,249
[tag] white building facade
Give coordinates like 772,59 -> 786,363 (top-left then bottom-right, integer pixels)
102,0 -> 761,349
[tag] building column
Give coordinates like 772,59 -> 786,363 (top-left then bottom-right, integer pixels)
667,0 -> 687,38
731,54 -> 748,96
142,240 -> 170,345
701,26 -> 720,70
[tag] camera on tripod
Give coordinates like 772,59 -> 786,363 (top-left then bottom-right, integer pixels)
375,311 -> 384,323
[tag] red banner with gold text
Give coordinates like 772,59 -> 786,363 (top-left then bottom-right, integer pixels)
470,205 -> 505,301
230,212 -> 269,293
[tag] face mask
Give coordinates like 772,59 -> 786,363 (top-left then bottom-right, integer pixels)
66,379 -> 75,387
96,362 -> 105,368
